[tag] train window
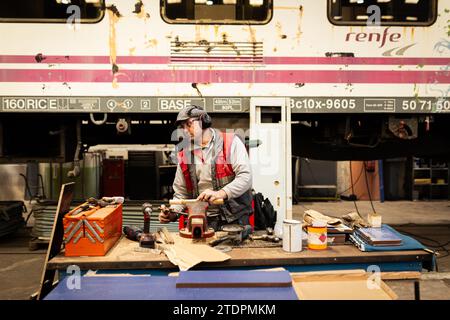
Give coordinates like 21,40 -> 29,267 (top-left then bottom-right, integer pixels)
328,0 -> 437,26
161,0 -> 272,24
0,0 -> 104,23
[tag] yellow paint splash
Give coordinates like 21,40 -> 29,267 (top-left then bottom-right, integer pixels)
275,21 -> 283,38
108,9 -> 119,67
107,9 -> 120,88
195,25 -> 202,42
214,25 -> 220,39
145,39 -> 158,48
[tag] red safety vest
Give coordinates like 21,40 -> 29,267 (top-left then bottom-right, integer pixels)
177,131 -> 236,196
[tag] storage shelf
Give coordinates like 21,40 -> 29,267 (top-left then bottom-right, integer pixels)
411,157 -> 450,200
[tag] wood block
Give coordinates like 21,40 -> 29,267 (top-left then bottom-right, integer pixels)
176,270 -> 293,288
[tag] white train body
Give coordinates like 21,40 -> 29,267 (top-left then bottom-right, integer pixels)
0,0 -> 448,114
0,1 -> 449,163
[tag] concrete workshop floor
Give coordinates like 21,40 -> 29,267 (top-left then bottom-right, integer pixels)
0,200 -> 449,300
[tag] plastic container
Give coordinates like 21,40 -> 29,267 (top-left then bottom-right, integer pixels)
307,221 -> 327,250
282,219 -> 302,252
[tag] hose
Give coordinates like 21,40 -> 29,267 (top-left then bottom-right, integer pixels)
89,113 -> 108,126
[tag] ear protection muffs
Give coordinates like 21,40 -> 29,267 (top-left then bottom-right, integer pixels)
187,105 -> 212,129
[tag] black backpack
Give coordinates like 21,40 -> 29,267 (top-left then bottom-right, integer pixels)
253,192 -> 277,230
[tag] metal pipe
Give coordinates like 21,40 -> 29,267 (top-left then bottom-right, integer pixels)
68,120 -> 82,178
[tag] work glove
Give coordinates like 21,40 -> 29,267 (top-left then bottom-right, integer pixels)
341,211 -> 370,229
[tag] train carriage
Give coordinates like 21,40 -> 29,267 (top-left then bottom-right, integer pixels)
0,0 -> 449,163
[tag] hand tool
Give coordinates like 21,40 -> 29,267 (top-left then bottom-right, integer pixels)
249,234 -> 281,243
69,203 -> 91,216
160,204 -> 183,222
139,203 -> 156,248
101,196 -> 124,205
157,226 -> 174,244
169,199 -> 224,239
123,225 -> 144,241
87,197 -> 109,208
209,224 -> 252,247
86,196 -> 124,208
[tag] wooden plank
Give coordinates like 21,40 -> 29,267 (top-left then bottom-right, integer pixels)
37,182 -> 75,300
380,281 -> 399,300
380,271 -> 421,280
176,270 -> 292,288
292,270 -> 368,282
168,267 -> 287,277
291,270 -> 421,281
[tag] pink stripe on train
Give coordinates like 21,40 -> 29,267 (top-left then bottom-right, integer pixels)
0,69 -> 448,83
0,55 -> 449,66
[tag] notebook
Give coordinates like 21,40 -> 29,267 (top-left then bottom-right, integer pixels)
355,225 -> 402,246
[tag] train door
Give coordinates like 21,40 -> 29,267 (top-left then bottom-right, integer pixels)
249,97 -> 292,236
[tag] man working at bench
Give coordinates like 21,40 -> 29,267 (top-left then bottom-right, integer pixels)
158,105 -> 253,231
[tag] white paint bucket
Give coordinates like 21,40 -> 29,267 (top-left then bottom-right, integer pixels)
282,219 -> 302,252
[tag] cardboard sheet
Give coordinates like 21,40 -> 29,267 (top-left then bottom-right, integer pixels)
159,234 -> 231,271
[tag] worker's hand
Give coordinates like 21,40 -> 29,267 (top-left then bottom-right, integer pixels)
159,205 -> 178,223
197,189 -> 227,203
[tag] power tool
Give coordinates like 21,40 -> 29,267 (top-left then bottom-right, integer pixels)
140,203 -> 155,248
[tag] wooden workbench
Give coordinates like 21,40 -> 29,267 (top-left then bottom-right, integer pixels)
47,236 -> 434,272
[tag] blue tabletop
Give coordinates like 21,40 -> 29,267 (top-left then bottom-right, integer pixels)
44,276 -> 299,300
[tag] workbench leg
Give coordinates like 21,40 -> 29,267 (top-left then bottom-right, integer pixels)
414,280 -> 421,300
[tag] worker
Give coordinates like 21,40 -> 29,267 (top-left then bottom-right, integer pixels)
158,105 -> 253,231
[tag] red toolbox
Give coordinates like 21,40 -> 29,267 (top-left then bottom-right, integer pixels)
63,203 -> 122,257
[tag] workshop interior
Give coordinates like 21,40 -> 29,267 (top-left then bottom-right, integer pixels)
0,0 -> 449,304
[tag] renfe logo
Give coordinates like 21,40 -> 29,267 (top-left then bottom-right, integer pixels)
345,27 -> 401,48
